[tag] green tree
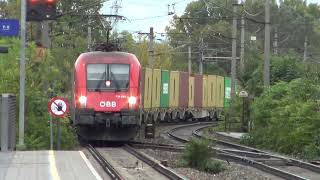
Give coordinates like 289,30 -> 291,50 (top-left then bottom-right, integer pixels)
135,37 -> 149,67
153,42 -> 172,70
249,78 -> 320,160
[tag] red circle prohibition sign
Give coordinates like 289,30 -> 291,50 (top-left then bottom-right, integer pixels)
48,97 -> 69,118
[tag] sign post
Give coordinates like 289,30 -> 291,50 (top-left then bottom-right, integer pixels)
50,115 -> 53,150
18,0 -> 27,150
48,97 -> 69,150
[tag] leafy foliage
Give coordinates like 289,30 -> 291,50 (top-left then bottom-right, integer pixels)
0,37 -> 78,150
249,79 -> 320,160
245,55 -> 303,96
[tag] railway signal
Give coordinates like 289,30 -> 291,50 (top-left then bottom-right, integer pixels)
27,0 -> 57,21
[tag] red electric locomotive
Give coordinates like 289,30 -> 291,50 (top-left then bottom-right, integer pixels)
71,51 -> 141,141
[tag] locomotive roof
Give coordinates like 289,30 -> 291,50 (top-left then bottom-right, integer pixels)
75,51 -> 140,65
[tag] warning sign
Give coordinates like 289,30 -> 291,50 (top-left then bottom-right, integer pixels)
48,97 -> 69,118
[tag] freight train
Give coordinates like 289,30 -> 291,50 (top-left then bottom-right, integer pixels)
71,51 -> 231,141
71,51 -> 141,141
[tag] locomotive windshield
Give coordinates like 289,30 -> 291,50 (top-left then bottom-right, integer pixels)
87,64 -> 129,91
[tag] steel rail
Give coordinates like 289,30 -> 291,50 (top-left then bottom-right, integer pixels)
167,122 -> 218,143
193,126 -> 265,153
128,142 -> 184,152
216,152 -> 308,180
129,140 -> 185,148
123,144 -> 187,180
167,123 -> 309,180
193,127 -> 320,174
86,144 -> 123,180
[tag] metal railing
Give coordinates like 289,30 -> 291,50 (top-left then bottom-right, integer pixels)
0,94 -> 16,151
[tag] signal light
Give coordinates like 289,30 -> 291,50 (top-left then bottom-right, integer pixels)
27,0 -> 57,21
29,0 -> 40,4
46,0 -> 56,4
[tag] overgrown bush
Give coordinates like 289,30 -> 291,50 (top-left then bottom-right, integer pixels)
182,139 -> 226,173
240,134 -> 255,146
249,78 -> 320,160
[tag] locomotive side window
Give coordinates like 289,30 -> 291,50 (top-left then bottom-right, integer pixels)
87,64 -> 129,91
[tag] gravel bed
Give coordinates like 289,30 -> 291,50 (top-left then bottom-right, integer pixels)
134,124 -> 184,145
135,124 -> 283,179
140,149 -> 282,180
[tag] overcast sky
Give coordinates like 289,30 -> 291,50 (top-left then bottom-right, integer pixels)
101,0 -> 320,39
100,0 -> 195,39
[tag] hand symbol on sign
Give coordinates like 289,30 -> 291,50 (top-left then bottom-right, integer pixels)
56,102 -> 63,111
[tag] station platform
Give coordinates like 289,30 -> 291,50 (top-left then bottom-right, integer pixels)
216,132 -> 246,139
215,132 -> 247,142
0,151 -> 102,180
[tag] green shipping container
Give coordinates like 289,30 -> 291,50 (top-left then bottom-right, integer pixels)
224,77 -> 231,107
160,70 -> 170,107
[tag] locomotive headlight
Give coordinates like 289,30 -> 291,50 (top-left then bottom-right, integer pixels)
128,96 -> 137,105
79,96 -> 87,107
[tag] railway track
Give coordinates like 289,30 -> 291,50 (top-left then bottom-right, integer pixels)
86,144 -> 123,180
167,123 -> 320,180
193,127 -> 320,177
87,143 -> 186,180
123,144 -> 186,180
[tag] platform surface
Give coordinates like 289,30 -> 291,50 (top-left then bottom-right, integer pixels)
0,151 -> 102,180
216,132 -> 246,139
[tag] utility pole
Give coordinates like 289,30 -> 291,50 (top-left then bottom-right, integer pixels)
199,38 -> 204,74
273,27 -> 278,55
18,0 -> 26,149
149,27 -> 154,68
88,18 -> 92,51
231,1 -> 238,100
240,15 -> 245,74
303,36 -> 308,62
188,45 -> 192,74
264,0 -> 271,87
110,0 -> 122,34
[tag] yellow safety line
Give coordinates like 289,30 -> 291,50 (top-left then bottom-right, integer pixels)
49,150 -> 61,180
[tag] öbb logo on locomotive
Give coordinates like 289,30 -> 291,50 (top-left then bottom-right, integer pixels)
100,101 -> 117,107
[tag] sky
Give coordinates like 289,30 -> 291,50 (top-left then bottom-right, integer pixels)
100,0 -> 195,39
101,0 -> 320,39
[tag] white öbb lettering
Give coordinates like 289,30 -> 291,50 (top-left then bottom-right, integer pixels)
100,101 -> 117,107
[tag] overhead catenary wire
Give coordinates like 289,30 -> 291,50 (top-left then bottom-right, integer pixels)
243,9 -> 264,17
130,14 -> 172,21
201,0 -> 265,24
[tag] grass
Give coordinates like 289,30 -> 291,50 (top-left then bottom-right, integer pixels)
181,138 -> 226,173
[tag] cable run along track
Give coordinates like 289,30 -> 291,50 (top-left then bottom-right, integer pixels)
167,122 -> 320,180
